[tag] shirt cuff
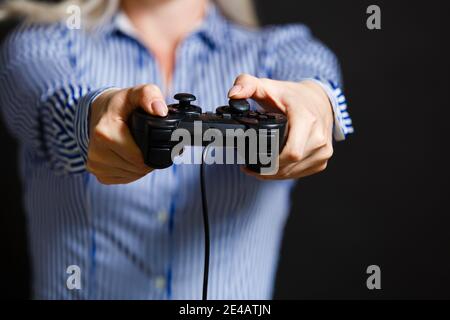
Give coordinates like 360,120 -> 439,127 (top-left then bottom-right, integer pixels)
74,87 -> 118,162
306,78 -> 354,141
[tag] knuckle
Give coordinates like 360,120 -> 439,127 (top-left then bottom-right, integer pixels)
310,115 -> 319,126
317,161 -> 328,172
128,158 -> 145,171
287,149 -> 303,162
237,73 -> 250,79
130,155 -> 144,166
324,145 -> 334,159
287,81 -> 301,90
92,126 -> 111,143
117,121 -> 131,136
108,90 -> 125,105
315,131 -> 327,147
127,149 -> 144,165
141,84 -> 159,97
108,94 -> 120,106
283,92 -> 297,104
318,143 -> 334,161
236,73 -> 253,83
259,77 -> 272,86
132,85 -> 158,105
137,90 -> 150,105
277,169 -> 290,179
304,111 -> 318,125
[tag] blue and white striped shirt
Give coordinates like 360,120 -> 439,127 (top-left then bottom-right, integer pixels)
0,5 -> 353,299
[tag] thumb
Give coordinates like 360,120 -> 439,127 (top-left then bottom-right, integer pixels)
126,84 -> 168,118
228,74 -> 285,113
228,73 -> 267,100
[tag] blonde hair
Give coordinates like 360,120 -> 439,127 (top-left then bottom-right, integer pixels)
0,0 -> 258,27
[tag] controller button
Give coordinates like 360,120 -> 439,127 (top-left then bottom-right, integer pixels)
174,93 -> 196,104
215,106 -> 225,115
171,93 -> 202,115
229,99 -> 250,113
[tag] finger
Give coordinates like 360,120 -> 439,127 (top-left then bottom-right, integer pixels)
89,166 -> 147,181
280,143 -> 333,177
287,162 -> 328,179
241,164 -> 293,181
96,175 -> 143,185
242,162 -> 326,181
240,166 -> 273,181
228,74 -> 268,100
126,84 -> 168,118
278,109 -> 315,167
109,148 -> 152,174
280,128 -> 327,169
89,143 -> 150,174
229,74 -> 287,116
228,74 -> 260,98
92,119 -> 149,168
242,144 -> 332,180
87,154 -> 151,177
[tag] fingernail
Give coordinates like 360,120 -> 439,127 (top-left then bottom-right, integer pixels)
151,100 -> 168,116
228,85 -> 243,97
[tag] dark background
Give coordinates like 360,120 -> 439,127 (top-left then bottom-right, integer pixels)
1,0 -> 449,299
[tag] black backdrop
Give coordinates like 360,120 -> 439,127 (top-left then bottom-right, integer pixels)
1,0 -> 449,299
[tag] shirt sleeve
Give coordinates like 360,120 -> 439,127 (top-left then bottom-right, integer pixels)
262,24 -> 354,140
0,23 -> 107,174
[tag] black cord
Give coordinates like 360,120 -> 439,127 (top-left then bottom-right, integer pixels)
200,146 -> 210,300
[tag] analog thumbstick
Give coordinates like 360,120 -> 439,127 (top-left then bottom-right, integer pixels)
229,99 -> 250,113
174,93 -> 196,108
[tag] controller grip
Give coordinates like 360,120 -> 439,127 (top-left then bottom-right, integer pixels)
243,125 -> 287,174
129,109 -> 179,169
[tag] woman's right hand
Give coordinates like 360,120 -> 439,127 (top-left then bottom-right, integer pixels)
87,84 -> 168,185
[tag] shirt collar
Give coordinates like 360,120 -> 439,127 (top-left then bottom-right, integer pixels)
194,4 -> 230,48
97,4 -> 229,49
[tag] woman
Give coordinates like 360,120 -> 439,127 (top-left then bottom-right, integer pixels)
0,0 -> 353,299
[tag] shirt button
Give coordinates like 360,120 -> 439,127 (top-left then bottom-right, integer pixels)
155,276 -> 166,290
157,210 -> 169,224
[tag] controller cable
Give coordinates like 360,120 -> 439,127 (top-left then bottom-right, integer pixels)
200,145 -> 210,300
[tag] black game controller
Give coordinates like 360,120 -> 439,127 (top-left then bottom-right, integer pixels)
129,93 -> 287,173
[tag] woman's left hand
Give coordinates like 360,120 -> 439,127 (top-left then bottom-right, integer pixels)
228,74 -> 335,180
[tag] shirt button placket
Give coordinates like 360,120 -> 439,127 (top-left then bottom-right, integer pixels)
154,276 -> 166,291
157,209 -> 169,225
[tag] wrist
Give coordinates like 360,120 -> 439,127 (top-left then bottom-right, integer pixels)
303,78 -> 353,141
299,80 -> 334,127
89,88 -> 121,132
75,87 -> 118,162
